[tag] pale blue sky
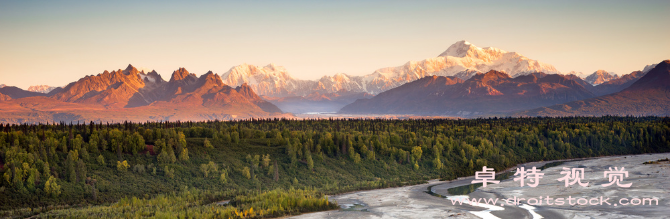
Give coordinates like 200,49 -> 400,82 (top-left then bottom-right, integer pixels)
1,0 -> 668,89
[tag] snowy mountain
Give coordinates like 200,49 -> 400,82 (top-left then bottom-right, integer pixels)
0,84 -> 5,88
27,85 -> 59,94
220,64 -> 313,97
584,70 -> 619,85
221,40 -> 561,97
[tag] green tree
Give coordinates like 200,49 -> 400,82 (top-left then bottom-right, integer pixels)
129,132 -> 146,155
97,155 -> 106,166
411,146 -> 423,163
204,138 -> 213,148
60,136 -> 68,152
231,131 -> 240,143
76,160 -> 87,182
164,166 -> 175,179
73,135 -> 84,151
117,160 -> 130,171
433,156 -> 443,170
200,161 -> 218,178
220,169 -> 228,184
44,176 -> 61,197
242,167 -> 251,179
179,148 -> 189,161
154,139 -> 165,154
262,154 -> 271,168
306,152 -> 314,170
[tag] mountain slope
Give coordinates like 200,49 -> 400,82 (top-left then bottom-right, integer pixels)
591,70 -> 646,96
0,93 -> 11,101
517,60 -> 670,117
0,86 -> 47,99
234,83 -> 283,113
52,65 -> 151,108
339,70 -> 595,116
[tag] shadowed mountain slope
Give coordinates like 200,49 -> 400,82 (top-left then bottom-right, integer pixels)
516,60 -> 670,117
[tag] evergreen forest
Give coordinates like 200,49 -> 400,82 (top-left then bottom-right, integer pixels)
1,116 -> 669,218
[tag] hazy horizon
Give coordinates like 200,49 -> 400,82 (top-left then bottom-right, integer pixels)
1,0 -> 669,89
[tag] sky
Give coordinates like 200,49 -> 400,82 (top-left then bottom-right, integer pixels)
1,0 -> 669,89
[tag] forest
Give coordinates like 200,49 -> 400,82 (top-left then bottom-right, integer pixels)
0,116 -> 669,218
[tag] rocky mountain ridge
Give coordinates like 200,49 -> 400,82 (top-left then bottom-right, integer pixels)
517,60 -> 670,116
0,65 -> 286,123
339,70 -> 597,116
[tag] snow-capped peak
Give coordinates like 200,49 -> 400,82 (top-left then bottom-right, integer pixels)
439,40 -> 476,57
27,85 -> 59,93
218,40 -> 564,97
585,70 -> 619,85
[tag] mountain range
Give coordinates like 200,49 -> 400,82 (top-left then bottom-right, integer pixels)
222,41 -> 561,97
0,65 -> 286,123
339,71 -> 595,116
516,60 -> 670,117
1,40 -> 666,122
340,60 -> 669,117
220,41 -> 567,113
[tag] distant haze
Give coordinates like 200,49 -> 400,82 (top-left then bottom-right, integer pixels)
1,0 -> 668,89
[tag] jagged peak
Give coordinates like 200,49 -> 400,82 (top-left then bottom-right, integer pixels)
122,64 -> 139,75
169,67 -> 195,82
202,71 -> 220,80
125,64 -> 135,71
198,71 -> 224,86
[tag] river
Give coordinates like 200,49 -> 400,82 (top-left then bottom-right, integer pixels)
290,153 -> 670,219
